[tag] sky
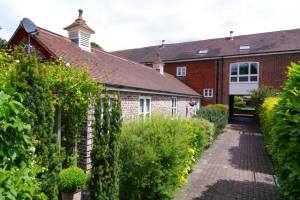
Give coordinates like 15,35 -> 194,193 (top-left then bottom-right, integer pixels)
1,0 -> 300,51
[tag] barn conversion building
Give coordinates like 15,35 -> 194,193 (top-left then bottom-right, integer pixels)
112,28 -> 300,114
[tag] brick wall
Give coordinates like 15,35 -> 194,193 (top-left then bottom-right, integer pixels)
164,60 -> 217,106
78,91 -> 199,171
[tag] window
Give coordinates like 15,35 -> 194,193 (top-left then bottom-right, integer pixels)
198,49 -> 208,54
176,66 -> 186,77
172,97 -> 177,116
203,88 -> 213,98
239,45 -> 250,50
230,62 -> 259,83
139,97 -> 151,118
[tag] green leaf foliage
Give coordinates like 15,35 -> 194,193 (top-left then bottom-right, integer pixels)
90,93 -> 122,200
9,50 -> 60,199
59,166 -> 87,192
120,115 -> 214,200
194,104 -> 228,134
259,62 -> 300,199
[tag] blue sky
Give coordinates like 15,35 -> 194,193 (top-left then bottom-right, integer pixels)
1,0 -> 300,51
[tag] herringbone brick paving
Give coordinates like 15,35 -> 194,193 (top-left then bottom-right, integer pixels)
174,117 -> 282,200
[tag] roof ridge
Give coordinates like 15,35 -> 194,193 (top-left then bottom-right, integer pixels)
38,27 -> 71,41
112,27 -> 300,52
93,47 -> 157,72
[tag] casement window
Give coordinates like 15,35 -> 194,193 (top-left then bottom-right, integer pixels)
171,97 -> 177,116
203,88 -> 213,98
176,66 -> 186,77
139,96 -> 151,118
230,62 -> 259,83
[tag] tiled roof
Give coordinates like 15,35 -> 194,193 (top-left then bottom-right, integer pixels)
35,27 -> 199,96
111,28 -> 300,63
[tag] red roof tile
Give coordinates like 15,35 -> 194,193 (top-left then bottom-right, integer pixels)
35,27 -> 199,97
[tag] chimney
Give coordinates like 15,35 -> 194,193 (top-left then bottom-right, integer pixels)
160,40 -> 165,48
64,9 -> 95,52
152,53 -> 164,75
229,31 -> 234,40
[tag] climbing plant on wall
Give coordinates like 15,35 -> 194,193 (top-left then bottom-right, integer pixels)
90,93 -> 122,200
47,63 -> 101,167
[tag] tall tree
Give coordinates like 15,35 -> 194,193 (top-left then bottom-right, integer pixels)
10,50 -> 61,200
0,37 -> 7,50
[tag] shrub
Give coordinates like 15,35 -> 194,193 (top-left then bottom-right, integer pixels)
59,166 -> 87,192
259,97 -> 280,154
120,115 -> 213,200
234,96 -> 246,108
250,86 -> 277,114
195,104 -> 228,134
0,90 -> 46,199
90,94 -> 122,200
267,63 -> 300,199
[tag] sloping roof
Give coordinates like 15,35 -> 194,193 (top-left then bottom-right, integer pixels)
32,27 -> 198,97
111,28 -> 300,63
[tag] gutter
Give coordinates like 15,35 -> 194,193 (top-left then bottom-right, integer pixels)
105,84 -> 201,98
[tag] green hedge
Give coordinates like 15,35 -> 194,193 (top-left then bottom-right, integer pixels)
194,104 -> 228,134
259,97 -> 280,154
259,62 -> 300,199
120,115 -> 214,200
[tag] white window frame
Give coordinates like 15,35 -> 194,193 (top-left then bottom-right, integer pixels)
171,97 -> 177,116
176,66 -> 186,77
230,62 -> 259,83
203,88 -> 213,98
138,96 -> 151,118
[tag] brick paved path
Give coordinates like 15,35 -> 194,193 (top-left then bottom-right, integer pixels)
174,117 -> 282,200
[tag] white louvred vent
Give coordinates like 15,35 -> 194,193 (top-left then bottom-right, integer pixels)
80,31 -> 90,48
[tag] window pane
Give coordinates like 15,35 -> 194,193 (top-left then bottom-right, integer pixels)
250,76 -> 258,82
146,99 -> 150,113
239,76 -> 249,82
139,99 -> 144,113
231,77 -> 237,82
250,63 -> 258,74
230,64 -> 238,75
239,63 -> 249,75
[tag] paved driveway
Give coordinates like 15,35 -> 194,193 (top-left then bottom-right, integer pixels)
174,117 -> 282,200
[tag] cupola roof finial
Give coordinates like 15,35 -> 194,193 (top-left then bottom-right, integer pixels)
78,9 -> 83,19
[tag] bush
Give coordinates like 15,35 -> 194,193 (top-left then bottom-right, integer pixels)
250,86 -> 277,114
195,104 -> 228,134
59,167 -> 87,192
259,62 -> 300,199
259,97 -> 280,154
234,96 -> 246,108
120,115 -> 213,200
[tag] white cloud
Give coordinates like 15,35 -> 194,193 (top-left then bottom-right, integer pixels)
1,0 -> 300,51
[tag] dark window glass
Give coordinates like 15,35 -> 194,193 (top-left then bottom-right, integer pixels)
250,76 -> 258,82
239,63 -> 249,75
231,64 -> 238,75
231,77 -> 237,82
250,63 -> 258,74
239,76 -> 249,82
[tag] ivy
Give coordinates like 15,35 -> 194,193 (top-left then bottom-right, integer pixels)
47,63 -> 100,167
90,93 -> 122,200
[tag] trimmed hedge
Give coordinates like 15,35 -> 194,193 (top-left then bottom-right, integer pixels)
194,104 -> 229,134
120,115 -> 214,200
59,166 -> 87,192
259,97 -> 280,154
259,62 -> 300,199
